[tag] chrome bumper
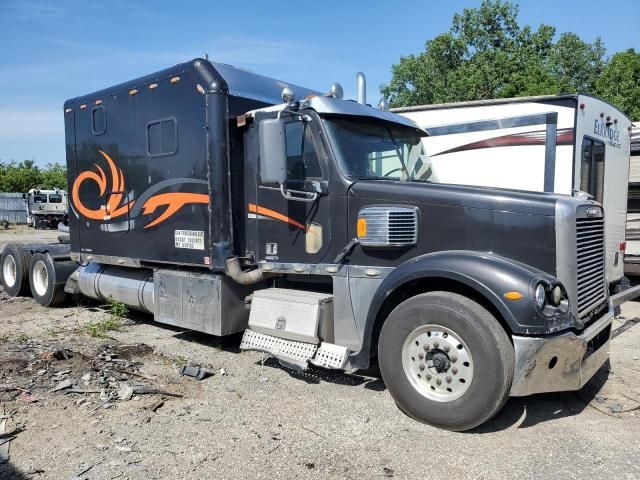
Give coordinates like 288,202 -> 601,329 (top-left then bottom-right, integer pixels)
510,303 -> 613,396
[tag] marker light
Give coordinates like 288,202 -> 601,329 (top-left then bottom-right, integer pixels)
504,291 -> 523,301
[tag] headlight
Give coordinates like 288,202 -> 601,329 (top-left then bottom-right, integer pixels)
550,286 -> 562,306
535,284 -> 546,309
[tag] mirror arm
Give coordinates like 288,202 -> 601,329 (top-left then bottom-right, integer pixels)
280,184 -> 318,203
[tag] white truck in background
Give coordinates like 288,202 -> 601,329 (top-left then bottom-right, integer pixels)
394,94 -> 633,295
624,123 -> 640,275
25,188 -> 68,229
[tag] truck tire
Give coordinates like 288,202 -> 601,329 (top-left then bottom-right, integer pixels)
29,253 -> 67,307
1,244 -> 32,297
378,291 -> 514,431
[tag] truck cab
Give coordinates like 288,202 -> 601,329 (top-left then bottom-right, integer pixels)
1,59 -> 614,431
25,188 -> 68,229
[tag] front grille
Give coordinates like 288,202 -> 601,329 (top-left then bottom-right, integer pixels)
358,206 -> 418,247
388,210 -> 418,245
576,216 -> 606,317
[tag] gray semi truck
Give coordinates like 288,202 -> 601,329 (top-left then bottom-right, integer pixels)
0,58 -> 614,431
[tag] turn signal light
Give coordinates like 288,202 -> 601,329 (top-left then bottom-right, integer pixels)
357,218 -> 367,238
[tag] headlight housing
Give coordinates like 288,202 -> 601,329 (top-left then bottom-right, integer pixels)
535,283 -> 546,309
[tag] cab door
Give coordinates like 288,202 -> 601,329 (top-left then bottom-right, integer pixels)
254,118 -> 331,266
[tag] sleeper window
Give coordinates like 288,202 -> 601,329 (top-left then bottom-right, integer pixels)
147,118 -> 178,157
91,106 -> 106,135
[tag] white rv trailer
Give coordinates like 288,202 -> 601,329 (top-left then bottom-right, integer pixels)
624,123 -> 640,275
394,94 -> 632,292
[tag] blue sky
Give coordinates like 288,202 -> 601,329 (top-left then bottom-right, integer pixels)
1,0 -> 639,166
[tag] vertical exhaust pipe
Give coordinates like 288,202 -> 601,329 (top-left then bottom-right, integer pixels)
356,72 -> 366,105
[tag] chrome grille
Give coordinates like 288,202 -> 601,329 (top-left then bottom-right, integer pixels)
576,216 -> 606,317
358,206 -> 418,247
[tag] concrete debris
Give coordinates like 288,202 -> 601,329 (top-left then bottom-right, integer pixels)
180,365 -> 211,380
117,384 -> 135,401
49,379 -> 72,393
219,368 -> 227,376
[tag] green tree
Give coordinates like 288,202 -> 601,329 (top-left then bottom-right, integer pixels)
596,49 -> 640,120
0,160 -> 67,193
40,163 -> 68,189
381,0 -> 607,107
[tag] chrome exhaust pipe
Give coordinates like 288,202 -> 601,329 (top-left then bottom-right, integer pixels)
356,72 -> 366,105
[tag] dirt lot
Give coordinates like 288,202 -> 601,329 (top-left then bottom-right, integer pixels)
0,228 -> 639,480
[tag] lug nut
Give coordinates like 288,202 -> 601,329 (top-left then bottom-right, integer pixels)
446,376 -> 452,383
426,374 -> 432,381
423,344 -> 429,352
418,353 -> 424,360
451,356 -> 457,363
433,341 -> 439,348
452,367 -> 458,375
419,364 -> 425,371
443,346 -> 450,353
436,379 -> 442,386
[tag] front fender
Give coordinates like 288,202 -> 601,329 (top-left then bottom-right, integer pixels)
353,250 -> 578,366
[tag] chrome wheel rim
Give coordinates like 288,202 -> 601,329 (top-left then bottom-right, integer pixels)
401,324 -> 474,402
2,255 -> 17,288
32,260 -> 48,297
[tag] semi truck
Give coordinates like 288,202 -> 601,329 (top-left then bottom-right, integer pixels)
25,188 -> 68,229
0,59 -> 614,431
394,95 -> 633,296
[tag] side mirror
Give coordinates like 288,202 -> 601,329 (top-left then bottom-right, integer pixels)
259,118 -> 287,185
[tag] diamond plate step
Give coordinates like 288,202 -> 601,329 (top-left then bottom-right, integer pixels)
309,342 -> 348,370
240,329 -> 318,370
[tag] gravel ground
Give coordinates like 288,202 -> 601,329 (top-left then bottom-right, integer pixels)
0,228 -> 639,480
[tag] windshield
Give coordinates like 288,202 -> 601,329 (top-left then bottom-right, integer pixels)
323,116 -> 436,182
48,194 -> 63,203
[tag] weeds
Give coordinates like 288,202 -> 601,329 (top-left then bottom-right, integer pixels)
0,334 -> 8,343
83,297 -> 129,338
84,317 -> 122,338
46,327 -> 64,337
107,297 -> 129,320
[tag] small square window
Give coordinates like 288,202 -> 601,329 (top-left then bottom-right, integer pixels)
91,106 -> 106,135
147,118 -> 178,157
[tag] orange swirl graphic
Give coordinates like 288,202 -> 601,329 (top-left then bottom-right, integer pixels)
72,150 -> 134,220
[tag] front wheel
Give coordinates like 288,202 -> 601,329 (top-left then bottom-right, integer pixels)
378,291 -> 514,431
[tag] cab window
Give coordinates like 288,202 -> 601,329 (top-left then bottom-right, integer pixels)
48,194 -> 62,203
284,121 -> 322,180
33,194 -> 47,203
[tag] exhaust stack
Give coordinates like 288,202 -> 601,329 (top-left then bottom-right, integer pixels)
356,72 -> 366,105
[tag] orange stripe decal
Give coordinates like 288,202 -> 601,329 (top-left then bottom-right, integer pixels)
248,203 -> 306,231
143,192 -> 209,229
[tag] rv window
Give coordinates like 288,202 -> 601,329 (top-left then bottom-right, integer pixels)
33,194 -> 47,203
580,138 -> 605,203
48,194 -> 62,204
147,118 -> 178,157
284,121 -> 322,179
91,106 -> 107,135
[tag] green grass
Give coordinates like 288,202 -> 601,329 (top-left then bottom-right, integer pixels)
83,317 -> 122,338
107,297 -> 129,319
82,297 -> 129,338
